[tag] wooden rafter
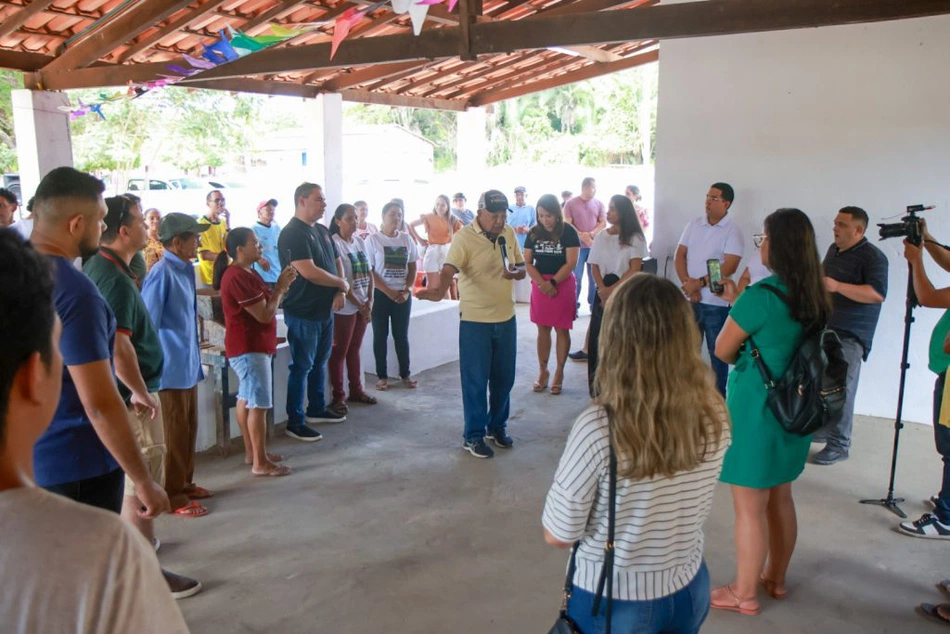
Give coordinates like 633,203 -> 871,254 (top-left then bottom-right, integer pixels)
116,0 -> 233,63
41,0 -> 196,72
319,60 -> 428,91
469,46 -> 658,105
0,49 -> 52,71
450,51 -> 579,100
178,76 -> 321,97
338,89 -> 467,111
0,0 -> 58,41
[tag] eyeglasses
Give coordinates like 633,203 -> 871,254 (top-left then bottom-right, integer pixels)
211,197 -> 225,204
705,195 -> 726,203
753,233 -> 768,248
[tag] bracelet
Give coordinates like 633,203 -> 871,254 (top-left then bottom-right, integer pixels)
550,278 -> 558,288
700,276 -> 708,288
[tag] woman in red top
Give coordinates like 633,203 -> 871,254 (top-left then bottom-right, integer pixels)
213,228 -> 297,477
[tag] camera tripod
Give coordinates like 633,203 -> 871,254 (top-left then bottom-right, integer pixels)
859,266 -> 917,519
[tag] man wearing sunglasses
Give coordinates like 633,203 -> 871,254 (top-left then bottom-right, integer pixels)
197,190 -> 229,286
675,182 -> 744,396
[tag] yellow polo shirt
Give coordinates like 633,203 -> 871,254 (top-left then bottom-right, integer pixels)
197,216 -> 228,285
444,222 -> 524,323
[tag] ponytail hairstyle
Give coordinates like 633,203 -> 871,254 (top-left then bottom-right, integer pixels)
212,226 -> 255,290
610,194 -> 644,247
329,203 -> 355,237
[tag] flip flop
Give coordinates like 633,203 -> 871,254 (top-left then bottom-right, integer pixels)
252,465 -> 292,477
173,501 -> 208,518
759,577 -> 787,600
185,485 -> 214,500
918,603 -> 950,627
710,585 -> 760,616
245,452 -> 283,465
348,392 -> 378,405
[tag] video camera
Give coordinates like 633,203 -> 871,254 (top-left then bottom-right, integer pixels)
877,205 -> 934,246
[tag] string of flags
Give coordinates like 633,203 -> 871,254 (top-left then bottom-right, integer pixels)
64,0 -> 461,121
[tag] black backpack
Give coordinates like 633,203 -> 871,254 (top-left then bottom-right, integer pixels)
747,285 -> 849,436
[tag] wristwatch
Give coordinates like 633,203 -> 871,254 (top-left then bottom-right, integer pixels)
550,278 -> 558,288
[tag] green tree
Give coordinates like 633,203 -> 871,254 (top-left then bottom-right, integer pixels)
0,70 -> 20,173
344,103 -> 457,171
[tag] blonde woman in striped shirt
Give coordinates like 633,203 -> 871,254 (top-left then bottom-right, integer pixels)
543,274 -> 730,633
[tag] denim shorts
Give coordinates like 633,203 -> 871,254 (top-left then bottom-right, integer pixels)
229,353 -> 273,410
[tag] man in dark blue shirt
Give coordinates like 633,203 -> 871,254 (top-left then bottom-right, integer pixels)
815,206 -> 888,465
28,167 -> 169,517
278,183 -> 349,440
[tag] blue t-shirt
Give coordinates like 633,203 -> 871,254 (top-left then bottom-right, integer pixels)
508,204 -> 536,249
34,257 -> 120,487
253,221 -> 281,283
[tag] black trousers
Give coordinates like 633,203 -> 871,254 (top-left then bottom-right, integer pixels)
44,467 -> 125,514
372,288 -> 412,380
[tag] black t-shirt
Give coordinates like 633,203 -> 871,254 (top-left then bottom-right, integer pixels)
524,223 -> 581,275
822,237 -> 889,359
278,217 -> 340,319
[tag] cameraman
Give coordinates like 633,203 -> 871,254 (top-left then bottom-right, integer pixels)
900,220 -> 950,540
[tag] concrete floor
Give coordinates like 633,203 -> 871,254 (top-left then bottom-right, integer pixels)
157,307 -> 948,634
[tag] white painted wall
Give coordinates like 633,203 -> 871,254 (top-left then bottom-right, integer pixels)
654,15 -> 950,424
11,90 -> 74,200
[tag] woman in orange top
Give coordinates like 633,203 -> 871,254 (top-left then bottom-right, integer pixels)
408,194 -> 462,299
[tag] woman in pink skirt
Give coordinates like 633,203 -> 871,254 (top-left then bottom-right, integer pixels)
524,194 -> 581,395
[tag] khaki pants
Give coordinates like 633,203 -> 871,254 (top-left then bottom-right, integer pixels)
123,394 -> 167,498
158,386 -> 198,510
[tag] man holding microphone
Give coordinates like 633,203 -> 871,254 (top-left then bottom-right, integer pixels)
417,190 -> 526,459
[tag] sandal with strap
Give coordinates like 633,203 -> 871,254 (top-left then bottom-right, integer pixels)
173,501 -> 209,518
401,376 -> 418,389
252,464 -> 292,477
348,392 -> 378,405
375,379 -> 389,391
918,603 -> 950,627
710,585 -> 760,616
533,369 -> 549,393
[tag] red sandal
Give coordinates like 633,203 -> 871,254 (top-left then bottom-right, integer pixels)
173,501 -> 208,518
710,585 -> 760,616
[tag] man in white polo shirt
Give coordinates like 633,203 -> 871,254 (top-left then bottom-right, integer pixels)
674,182 -> 744,396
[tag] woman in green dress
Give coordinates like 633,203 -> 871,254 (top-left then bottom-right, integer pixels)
709,208 -> 831,616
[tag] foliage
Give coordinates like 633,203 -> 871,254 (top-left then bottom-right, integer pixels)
0,70 -> 20,173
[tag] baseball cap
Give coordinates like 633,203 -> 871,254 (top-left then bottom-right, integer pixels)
256,200 -> 269,212
478,190 -> 509,214
514,186 -> 526,194
452,192 -> 466,201
158,212 -> 211,241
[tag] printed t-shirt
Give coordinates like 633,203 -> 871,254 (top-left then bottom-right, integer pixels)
0,487 -> 191,634
253,221 -> 281,284
220,266 -> 277,357
333,234 -> 372,315
563,196 -> 606,234
278,217 -> 340,320
444,222 -> 525,323
356,222 -> 378,241
524,224 -> 581,276
677,214 -> 744,307
421,213 -> 462,245
589,231 -> 648,279
197,216 -> 228,285
366,230 -> 419,291
34,256 -> 119,488
83,247 -> 164,400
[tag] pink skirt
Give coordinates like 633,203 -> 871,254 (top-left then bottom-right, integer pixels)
530,273 -> 577,330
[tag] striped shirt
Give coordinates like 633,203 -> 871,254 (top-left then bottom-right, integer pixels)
542,405 -> 730,601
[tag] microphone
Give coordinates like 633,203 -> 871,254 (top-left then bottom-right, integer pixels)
497,235 -> 510,270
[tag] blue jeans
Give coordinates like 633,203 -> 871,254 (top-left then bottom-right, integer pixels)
574,247 -> 596,308
459,317 -> 517,443
934,373 -> 950,523
692,303 -> 730,396
567,562 -> 710,634
285,313 -> 334,427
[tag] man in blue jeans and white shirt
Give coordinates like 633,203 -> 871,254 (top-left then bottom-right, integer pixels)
675,182 -> 744,396
417,190 -> 526,459
278,183 -> 349,441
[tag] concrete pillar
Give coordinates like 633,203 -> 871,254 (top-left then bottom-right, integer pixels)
11,90 -> 73,202
302,93 -> 344,221
456,107 -> 487,179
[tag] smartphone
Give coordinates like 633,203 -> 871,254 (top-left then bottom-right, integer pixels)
285,249 -> 297,272
706,259 -> 724,294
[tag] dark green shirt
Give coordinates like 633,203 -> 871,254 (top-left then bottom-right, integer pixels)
83,247 -> 164,399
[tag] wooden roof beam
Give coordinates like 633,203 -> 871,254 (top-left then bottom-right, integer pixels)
469,47 -> 658,106
41,0 -> 196,72
319,60 -> 428,91
411,52 -> 542,97
448,53 -> 578,100
0,0 -> 57,40
177,76 -> 321,97
117,0 -> 232,63
0,49 -> 53,71
338,89 -> 468,111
